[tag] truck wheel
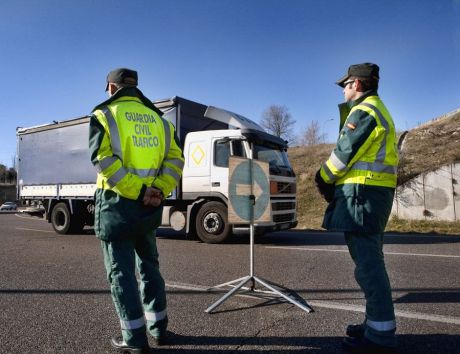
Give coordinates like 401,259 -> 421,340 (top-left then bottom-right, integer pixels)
51,202 -> 84,234
195,201 -> 231,244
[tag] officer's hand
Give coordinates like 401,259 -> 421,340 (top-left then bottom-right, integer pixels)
143,187 -> 163,207
315,169 -> 335,203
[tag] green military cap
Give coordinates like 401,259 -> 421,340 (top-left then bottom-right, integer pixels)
336,63 -> 379,87
105,68 -> 138,91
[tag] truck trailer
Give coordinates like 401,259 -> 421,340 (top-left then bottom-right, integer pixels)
17,96 -> 297,243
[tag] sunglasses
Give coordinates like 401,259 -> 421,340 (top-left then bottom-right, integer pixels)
343,80 -> 355,87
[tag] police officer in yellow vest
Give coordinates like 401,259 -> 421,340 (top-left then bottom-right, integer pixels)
315,63 -> 398,353
89,68 -> 184,353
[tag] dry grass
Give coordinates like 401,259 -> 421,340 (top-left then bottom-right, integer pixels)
289,144 -> 334,229
289,110 -> 460,234
387,216 -> 460,236
398,109 -> 460,185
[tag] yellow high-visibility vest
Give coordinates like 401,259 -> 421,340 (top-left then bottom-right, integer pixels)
92,96 -> 184,199
321,95 -> 398,188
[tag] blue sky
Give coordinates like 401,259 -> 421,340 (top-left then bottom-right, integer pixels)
1,0 -> 459,167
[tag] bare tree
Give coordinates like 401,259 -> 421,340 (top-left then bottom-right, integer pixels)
301,120 -> 326,146
11,155 -> 17,170
260,105 -> 296,144
0,164 -> 6,183
6,168 -> 17,184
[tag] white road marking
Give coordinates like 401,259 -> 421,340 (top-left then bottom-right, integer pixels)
265,246 -> 460,258
16,227 -> 55,233
308,300 -> 460,325
165,282 -> 460,325
15,213 -> 46,221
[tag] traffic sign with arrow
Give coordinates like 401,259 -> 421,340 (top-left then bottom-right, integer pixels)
228,157 -> 271,224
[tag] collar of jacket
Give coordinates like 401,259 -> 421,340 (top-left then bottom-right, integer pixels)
91,87 -> 163,117
338,90 -> 378,130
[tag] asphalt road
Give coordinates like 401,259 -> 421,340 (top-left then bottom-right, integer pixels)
0,212 -> 459,353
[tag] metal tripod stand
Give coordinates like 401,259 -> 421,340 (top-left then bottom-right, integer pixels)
205,147 -> 313,314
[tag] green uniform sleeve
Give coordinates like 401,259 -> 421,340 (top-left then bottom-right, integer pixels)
151,121 -> 184,197
320,109 -> 377,183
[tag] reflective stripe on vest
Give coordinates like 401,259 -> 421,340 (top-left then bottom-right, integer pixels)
107,167 -> 128,187
102,107 -> 123,160
359,102 -> 389,164
95,156 -> 119,174
164,158 -> 185,170
161,166 -> 181,182
126,167 -> 159,178
328,151 -> 349,174
120,316 -> 145,330
161,117 -> 171,162
366,318 -> 396,332
144,309 -> 167,322
347,102 -> 396,177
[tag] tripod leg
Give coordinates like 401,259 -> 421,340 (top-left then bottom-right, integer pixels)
206,276 -> 249,291
205,276 -> 252,313
254,276 -> 313,313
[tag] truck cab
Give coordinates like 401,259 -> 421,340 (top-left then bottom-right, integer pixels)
157,97 -> 297,243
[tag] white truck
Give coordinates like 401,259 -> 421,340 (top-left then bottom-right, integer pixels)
17,96 -> 297,243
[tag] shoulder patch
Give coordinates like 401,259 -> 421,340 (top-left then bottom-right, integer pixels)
346,122 -> 357,130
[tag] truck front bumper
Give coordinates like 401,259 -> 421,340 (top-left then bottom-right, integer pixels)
232,220 -> 298,235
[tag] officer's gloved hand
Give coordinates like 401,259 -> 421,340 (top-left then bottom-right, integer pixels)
315,169 -> 335,203
143,187 -> 164,207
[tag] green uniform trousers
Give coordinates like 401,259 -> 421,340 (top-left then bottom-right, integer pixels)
345,231 -> 397,348
101,230 -> 168,347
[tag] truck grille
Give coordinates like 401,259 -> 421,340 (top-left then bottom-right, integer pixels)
271,201 -> 296,211
273,213 -> 296,223
276,182 -> 296,194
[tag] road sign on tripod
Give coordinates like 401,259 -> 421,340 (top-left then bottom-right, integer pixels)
228,157 -> 271,224
205,151 -> 313,314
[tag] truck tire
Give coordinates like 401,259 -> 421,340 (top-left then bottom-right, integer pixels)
195,201 -> 231,244
51,202 -> 84,234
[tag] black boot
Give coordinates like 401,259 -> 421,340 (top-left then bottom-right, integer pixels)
346,323 -> 365,338
152,330 -> 173,346
111,337 -> 150,354
342,336 -> 396,354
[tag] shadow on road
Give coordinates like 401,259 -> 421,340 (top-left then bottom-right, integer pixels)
156,228 -> 460,247
2,287 -> 459,305
142,333 -> 459,354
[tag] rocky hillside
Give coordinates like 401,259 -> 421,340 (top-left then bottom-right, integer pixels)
289,108 -> 460,230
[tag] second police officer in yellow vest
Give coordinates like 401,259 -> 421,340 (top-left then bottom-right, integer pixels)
89,68 -> 184,353
315,63 -> 398,353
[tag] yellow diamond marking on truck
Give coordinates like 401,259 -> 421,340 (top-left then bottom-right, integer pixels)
192,145 -> 205,165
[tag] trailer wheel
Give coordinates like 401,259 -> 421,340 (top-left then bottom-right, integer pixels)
51,202 -> 84,234
195,201 -> 231,244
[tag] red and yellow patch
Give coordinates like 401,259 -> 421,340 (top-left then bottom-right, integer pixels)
346,122 -> 357,130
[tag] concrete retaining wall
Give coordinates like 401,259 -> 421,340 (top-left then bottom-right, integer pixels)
392,163 -> 459,221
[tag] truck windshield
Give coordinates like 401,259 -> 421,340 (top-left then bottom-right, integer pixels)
253,144 -> 291,170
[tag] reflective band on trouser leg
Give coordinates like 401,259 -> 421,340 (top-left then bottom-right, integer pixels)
145,309 -> 167,322
366,318 -> 396,331
120,316 -> 146,330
